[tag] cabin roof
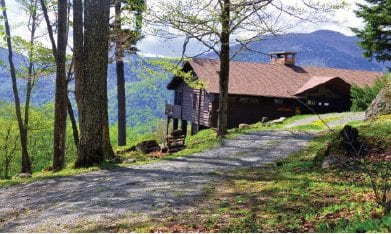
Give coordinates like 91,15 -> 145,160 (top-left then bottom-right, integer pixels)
167,58 -> 382,98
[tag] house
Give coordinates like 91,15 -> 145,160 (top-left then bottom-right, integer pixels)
165,52 -> 382,135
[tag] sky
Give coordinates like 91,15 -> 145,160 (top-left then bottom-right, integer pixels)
4,0 -> 366,57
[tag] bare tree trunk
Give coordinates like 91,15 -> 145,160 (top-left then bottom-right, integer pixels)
24,0 -> 39,160
0,0 -> 32,174
40,0 -> 69,171
217,0 -> 230,137
115,0 -> 127,146
75,0 -> 113,167
52,0 -> 69,171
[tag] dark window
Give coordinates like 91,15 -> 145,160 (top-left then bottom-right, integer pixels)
204,95 -> 209,110
174,91 -> 182,105
274,99 -> 283,105
193,93 -> 197,109
250,97 -> 259,104
307,100 -> 316,106
229,96 -> 237,103
239,97 -> 249,103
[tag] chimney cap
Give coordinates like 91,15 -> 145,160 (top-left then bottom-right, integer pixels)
269,51 -> 297,55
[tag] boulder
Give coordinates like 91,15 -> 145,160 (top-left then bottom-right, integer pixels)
366,81 -> 391,119
135,140 -> 160,154
270,117 -> 286,124
239,123 -> 250,129
13,173 -> 32,179
124,158 -> 136,164
321,155 -> 339,169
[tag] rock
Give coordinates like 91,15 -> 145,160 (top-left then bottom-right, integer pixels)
124,158 -> 136,164
109,156 -> 123,164
270,117 -> 287,124
239,123 -> 250,129
366,81 -> 391,119
135,140 -> 160,154
321,155 -> 340,169
13,173 -> 32,179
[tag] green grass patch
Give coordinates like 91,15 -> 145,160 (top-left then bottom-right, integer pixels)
0,161 -> 118,188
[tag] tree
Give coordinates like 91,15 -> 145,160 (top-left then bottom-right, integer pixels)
151,0 -> 345,136
112,0 -> 145,146
40,0 -> 79,157
352,0 -> 391,62
0,0 -> 32,174
74,0 -> 114,167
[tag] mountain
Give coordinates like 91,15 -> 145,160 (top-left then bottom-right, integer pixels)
0,54 -> 172,127
206,30 -> 389,72
0,30 -> 388,129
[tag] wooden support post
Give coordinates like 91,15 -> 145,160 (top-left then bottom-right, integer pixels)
181,120 -> 188,136
173,118 -> 179,130
191,122 -> 199,135
166,117 -> 171,136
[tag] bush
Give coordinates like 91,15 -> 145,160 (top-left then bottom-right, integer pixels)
351,75 -> 390,111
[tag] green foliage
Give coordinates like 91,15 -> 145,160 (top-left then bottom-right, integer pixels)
0,102 -> 77,179
351,74 -> 390,111
352,0 -> 391,62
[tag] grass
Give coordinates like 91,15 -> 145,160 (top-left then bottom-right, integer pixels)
74,114 -> 391,232
0,161 -> 117,188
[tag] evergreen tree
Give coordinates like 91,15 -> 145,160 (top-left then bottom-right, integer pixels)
352,0 -> 391,62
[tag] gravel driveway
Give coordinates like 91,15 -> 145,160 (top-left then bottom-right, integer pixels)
0,130 -> 313,232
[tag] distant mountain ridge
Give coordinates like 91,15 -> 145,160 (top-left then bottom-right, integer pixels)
206,30 -> 389,72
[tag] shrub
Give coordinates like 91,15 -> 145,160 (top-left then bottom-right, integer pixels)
351,74 -> 390,111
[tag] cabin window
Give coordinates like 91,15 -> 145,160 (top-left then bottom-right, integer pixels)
250,97 -> 259,104
324,102 -> 330,107
174,91 -> 182,106
274,99 -> 283,105
307,100 -> 316,106
229,96 -> 237,103
204,94 -> 209,110
239,97 -> 249,103
193,93 -> 197,109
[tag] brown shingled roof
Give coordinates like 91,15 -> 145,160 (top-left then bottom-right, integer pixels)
184,58 -> 382,98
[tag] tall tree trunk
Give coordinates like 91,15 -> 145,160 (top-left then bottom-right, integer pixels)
40,0 -> 69,171
24,0 -> 38,162
115,0 -> 127,146
75,0 -> 113,167
1,0 -> 32,174
217,0 -> 230,137
53,0 -> 69,171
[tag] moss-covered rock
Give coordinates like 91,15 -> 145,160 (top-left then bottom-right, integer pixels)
366,81 -> 391,119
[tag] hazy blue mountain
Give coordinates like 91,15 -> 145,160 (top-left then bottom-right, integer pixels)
206,30 -> 389,72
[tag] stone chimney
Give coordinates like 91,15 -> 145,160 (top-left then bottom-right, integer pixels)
269,52 -> 296,66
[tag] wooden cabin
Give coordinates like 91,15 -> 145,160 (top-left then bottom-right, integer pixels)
165,52 -> 382,135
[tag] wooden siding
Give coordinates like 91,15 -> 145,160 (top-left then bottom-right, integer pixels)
168,82 -> 213,127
